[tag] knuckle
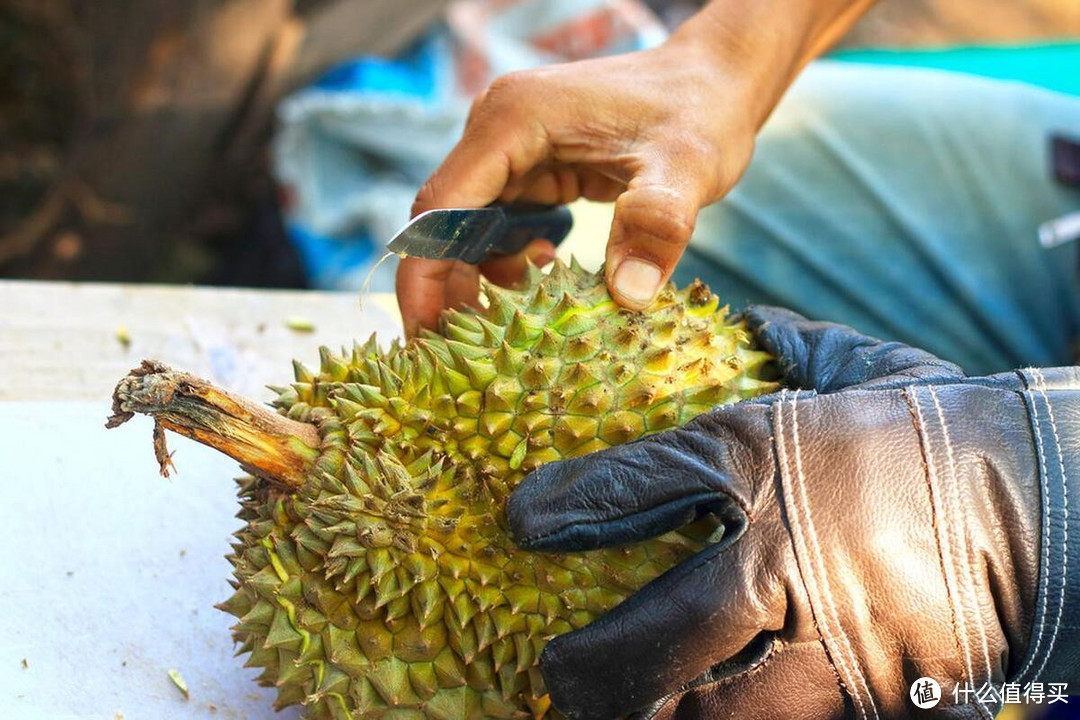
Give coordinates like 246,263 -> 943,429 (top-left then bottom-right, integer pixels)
465,92 -> 488,125
717,137 -> 755,191
651,132 -> 749,200
487,70 -> 531,100
664,133 -> 718,165
463,72 -> 538,140
411,180 -> 439,215
615,189 -> 696,248
478,71 -> 537,119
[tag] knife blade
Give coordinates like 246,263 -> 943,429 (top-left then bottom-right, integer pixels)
387,204 -> 573,264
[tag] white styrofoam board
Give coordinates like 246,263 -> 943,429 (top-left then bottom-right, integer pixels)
1,401 -> 302,720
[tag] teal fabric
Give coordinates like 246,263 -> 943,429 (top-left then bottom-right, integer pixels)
674,62 -> 1080,375
831,43 -> 1080,97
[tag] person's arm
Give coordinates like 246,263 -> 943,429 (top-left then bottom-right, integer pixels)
396,0 -> 877,336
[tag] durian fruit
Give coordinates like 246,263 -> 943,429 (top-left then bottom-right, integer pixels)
107,261 -> 776,719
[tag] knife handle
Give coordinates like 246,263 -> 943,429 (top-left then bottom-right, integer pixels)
493,204 -> 574,257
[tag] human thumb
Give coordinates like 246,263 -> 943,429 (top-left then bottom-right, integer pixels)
604,170 -> 704,310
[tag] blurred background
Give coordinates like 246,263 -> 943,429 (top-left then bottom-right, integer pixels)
1,4 -> 1078,718
0,0 -> 1077,291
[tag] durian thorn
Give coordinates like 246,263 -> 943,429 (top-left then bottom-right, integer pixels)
107,360 -> 320,490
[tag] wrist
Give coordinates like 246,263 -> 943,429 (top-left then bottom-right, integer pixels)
664,0 -> 875,130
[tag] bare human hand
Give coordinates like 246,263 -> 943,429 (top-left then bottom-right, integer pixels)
396,0 -> 876,337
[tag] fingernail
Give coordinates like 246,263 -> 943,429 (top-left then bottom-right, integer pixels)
613,258 -> 662,306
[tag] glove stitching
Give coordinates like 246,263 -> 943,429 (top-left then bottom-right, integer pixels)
907,386 -> 984,712
774,391 -> 857,713
905,387 -> 976,696
927,385 -> 995,718
1013,374 -> 1053,681
1027,368 -> 1069,684
789,391 -> 881,718
776,390 -> 878,720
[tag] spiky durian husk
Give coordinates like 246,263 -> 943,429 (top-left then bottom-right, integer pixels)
217,261 -> 777,718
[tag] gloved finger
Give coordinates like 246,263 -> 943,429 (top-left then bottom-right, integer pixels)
540,526 -> 789,720
508,406 -> 769,552
744,305 -> 966,393
603,150 -> 713,311
638,640 -> 845,720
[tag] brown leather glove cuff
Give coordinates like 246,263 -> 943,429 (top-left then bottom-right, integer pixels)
1008,368 -> 1080,691
772,382 -> 1040,718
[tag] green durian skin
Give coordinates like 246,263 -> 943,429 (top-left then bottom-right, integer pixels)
219,261 -> 777,719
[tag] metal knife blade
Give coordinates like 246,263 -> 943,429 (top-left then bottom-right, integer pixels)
387,204 -> 572,264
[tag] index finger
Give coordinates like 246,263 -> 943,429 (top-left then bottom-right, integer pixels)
412,74 -> 552,214
507,423 -> 752,553
399,87 -> 550,334
395,257 -> 480,338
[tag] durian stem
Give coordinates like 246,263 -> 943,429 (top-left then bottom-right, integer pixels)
107,360 -> 320,490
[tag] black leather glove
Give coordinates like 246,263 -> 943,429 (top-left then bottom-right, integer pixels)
507,306 -> 1080,719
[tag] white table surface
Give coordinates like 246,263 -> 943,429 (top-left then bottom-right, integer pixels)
0,282 -> 403,719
